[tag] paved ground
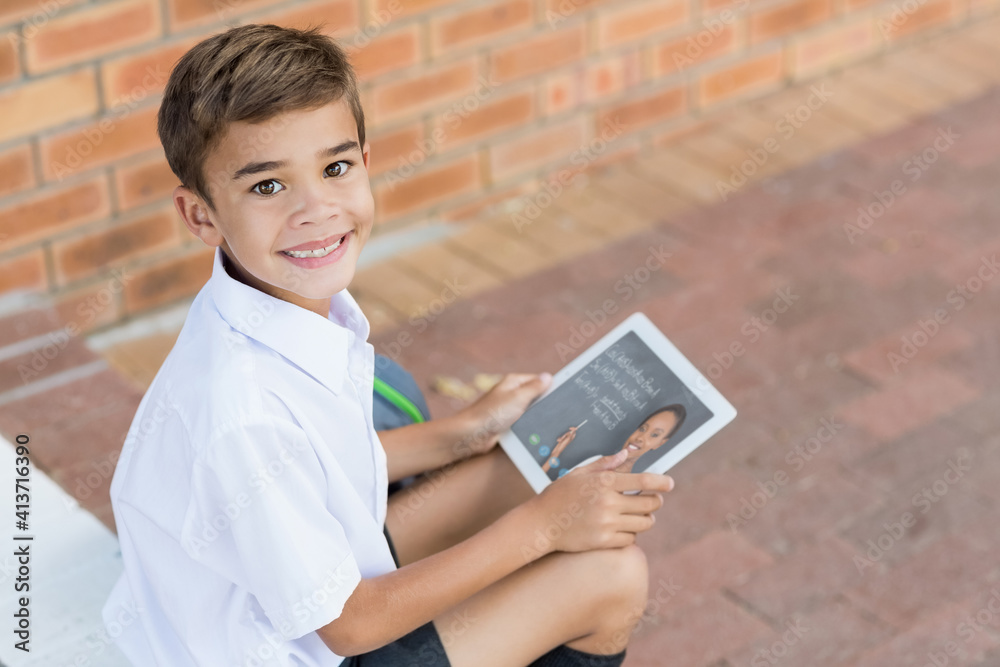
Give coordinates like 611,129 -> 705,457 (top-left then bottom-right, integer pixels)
1,17 -> 1000,667
370,85 -> 1000,667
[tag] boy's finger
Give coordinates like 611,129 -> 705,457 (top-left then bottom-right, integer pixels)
613,472 -> 674,494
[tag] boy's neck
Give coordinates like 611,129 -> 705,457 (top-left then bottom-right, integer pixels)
220,249 -> 332,319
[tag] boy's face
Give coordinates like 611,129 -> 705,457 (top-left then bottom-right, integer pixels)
176,98 -> 373,316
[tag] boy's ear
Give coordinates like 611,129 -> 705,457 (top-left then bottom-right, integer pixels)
362,141 -> 370,171
173,185 -> 224,247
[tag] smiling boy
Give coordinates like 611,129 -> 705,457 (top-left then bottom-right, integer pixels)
102,24 -> 674,667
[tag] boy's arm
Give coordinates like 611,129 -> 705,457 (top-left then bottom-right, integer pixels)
379,413 -> 475,483
317,500 -> 544,656
380,373 -> 553,483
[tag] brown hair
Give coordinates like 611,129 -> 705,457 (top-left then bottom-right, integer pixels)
157,23 -> 365,210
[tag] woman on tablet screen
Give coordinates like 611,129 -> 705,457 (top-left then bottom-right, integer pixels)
542,404 -> 687,477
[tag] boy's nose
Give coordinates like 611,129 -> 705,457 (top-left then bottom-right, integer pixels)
290,180 -> 340,226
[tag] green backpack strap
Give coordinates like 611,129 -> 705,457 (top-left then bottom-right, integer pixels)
373,376 -> 426,424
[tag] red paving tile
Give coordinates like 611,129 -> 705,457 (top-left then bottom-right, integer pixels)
372,88 -> 1000,664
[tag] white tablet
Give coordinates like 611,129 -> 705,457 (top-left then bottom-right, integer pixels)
498,312 -> 737,494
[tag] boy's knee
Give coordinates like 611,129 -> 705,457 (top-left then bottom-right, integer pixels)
584,545 -> 649,605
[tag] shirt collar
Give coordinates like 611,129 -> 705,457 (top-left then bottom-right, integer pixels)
207,247 -> 369,394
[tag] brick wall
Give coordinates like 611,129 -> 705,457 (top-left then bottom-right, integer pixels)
0,0 -> 995,331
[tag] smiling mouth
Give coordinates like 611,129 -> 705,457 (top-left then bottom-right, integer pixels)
281,233 -> 347,259
626,444 -> 640,452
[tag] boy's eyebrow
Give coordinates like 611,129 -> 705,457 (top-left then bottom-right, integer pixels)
231,140 -> 362,180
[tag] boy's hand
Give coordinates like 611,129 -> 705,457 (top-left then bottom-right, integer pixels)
526,449 -> 674,553
457,372 -> 552,455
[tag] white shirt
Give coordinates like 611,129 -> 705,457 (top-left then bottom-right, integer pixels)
102,247 -> 396,666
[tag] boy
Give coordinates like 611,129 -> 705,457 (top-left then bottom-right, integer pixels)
102,24 -> 674,667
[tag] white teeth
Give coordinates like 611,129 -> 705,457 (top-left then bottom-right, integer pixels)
628,444 -> 639,451
283,236 -> 343,258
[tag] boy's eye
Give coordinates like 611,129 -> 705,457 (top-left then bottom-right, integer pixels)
251,180 -> 283,196
325,161 -> 352,178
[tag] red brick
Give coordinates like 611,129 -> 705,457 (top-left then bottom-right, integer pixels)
653,24 -> 741,76
878,0 -> 958,40
256,0 -> 359,35
596,85 -> 686,136
638,593 -> 772,665
0,249 -> 46,294
123,246 -> 214,314
489,118 -> 586,182
850,592 -> 1000,667
846,533 -> 999,628
842,322 -> 975,385
597,0 -> 689,49
366,124 -> 425,178
837,367 -> 979,442
0,0 -> 85,26
490,25 -> 586,84
790,17 -> 877,79
0,331 -> 102,396
0,177 -> 110,250
349,24 -> 419,82
750,0 -> 833,44
374,154 -> 480,219
585,53 -> 642,100
699,50 -> 784,107
0,34 -> 18,83
542,72 -> 582,116
647,530 -> 773,604
167,0 -> 284,30
40,105 -> 160,182
25,0 -> 161,74
368,59 -> 479,124
727,601 -> 890,667
53,207 -> 182,285
0,68 -> 99,144
434,91 -> 535,151
541,0 -> 616,13
727,537 -> 862,619
54,280 -> 126,333
371,0 -> 459,17
0,144 -> 36,198
115,152 -> 180,211
430,0 -> 533,54
101,39 -> 197,108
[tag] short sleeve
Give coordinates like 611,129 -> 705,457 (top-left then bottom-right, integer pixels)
180,415 -> 362,640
